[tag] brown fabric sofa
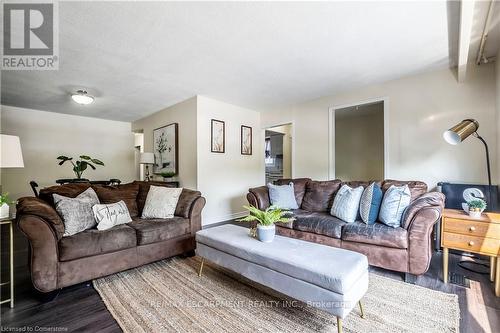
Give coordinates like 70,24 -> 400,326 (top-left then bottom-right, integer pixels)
247,178 -> 444,279
16,181 -> 206,293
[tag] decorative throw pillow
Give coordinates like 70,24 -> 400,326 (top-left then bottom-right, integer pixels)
92,200 -> 132,231
359,183 -> 383,224
267,182 -> 299,209
53,188 -> 100,236
330,185 -> 364,223
379,185 -> 411,228
142,186 -> 183,219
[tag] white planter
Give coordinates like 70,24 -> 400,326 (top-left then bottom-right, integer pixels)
0,203 -> 9,219
468,211 -> 482,219
257,224 -> 275,243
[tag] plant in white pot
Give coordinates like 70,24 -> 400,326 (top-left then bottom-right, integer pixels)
0,193 -> 14,219
238,205 -> 294,243
467,199 -> 486,219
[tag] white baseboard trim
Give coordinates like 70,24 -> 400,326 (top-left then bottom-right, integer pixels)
203,211 -> 247,226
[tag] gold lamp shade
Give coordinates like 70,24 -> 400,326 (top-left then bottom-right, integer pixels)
443,119 -> 479,145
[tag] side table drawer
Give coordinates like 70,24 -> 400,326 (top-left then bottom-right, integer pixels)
442,232 -> 500,256
443,218 -> 500,238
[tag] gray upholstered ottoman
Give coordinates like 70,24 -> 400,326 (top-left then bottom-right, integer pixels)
195,224 -> 368,333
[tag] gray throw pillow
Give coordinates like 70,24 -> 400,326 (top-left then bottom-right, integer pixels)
53,188 -> 100,236
378,185 -> 411,228
142,186 -> 183,219
267,182 -> 299,209
330,184 -> 364,223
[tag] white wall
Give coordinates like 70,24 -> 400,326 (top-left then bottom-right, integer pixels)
262,64 -> 497,190
197,96 -> 262,225
132,97 -> 198,190
0,105 -> 136,199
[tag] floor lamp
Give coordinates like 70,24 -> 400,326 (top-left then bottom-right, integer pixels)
443,119 -> 493,274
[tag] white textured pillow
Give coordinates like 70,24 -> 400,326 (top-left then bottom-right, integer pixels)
330,185 -> 364,223
53,188 -> 100,236
142,186 -> 183,219
92,200 -> 132,231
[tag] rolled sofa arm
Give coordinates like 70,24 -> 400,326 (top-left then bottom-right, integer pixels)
188,196 -> 206,235
17,215 -> 59,292
17,197 -> 65,239
247,186 -> 270,210
402,192 -> 445,275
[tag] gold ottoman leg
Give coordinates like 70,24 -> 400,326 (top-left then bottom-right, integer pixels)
337,317 -> 342,333
359,300 -> 365,318
198,258 -> 204,277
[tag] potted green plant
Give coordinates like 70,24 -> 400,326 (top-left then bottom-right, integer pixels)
237,205 -> 294,242
0,193 -> 14,219
160,171 -> 176,182
467,199 -> 486,219
57,155 -> 104,179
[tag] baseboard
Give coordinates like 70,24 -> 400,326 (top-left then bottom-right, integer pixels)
202,211 -> 248,228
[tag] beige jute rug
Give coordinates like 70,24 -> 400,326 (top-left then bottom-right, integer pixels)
93,257 -> 459,333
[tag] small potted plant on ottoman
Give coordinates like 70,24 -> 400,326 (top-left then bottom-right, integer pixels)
238,205 -> 294,243
467,199 -> 486,219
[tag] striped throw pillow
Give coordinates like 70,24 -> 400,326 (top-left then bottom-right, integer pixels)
330,185 -> 364,223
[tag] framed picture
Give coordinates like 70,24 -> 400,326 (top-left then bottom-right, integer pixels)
153,123 -> 178,175
241,125 -> 252,155
211,119 -> 225,153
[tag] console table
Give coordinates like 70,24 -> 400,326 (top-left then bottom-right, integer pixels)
0,217 -> 14,307
441,208 -> 500,296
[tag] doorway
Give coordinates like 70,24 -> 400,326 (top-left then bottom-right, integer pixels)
265,124 -> 292,184
330,100 -> 386,181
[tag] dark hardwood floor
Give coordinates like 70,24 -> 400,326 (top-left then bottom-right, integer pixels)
1,224 -> 499,332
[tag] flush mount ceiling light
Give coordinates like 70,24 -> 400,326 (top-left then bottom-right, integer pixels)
71,90 -> 94,105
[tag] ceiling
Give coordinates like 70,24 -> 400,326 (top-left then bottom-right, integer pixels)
0,1 -> 492,122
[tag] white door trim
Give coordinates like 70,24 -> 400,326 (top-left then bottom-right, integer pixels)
262,121 -> 295,180
328,97 -> 389,180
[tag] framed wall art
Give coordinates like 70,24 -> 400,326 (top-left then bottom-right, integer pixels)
241,125 -> 252,155
211,119 -> 225,153
153,123 -> 178,175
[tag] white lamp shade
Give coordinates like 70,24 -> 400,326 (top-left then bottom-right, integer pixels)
0,134 -> 24,168
139,152 -> 155,164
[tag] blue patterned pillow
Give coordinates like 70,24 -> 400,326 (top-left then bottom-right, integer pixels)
330,184 -> 364,223
379,185 -> 411,228
359,183 -> 383,224
267,182 -> 299,209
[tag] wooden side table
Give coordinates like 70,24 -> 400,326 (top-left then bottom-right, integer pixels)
0,217 -> 14,307
441,209 -> 500,297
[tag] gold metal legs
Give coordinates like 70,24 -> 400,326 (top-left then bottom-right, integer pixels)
198,258 -> 204,277
490,257 -> 496,282
358,300 -> 365,318
337,317 -> 342,333
495,257 -> 500,297
443,247 -> 449,283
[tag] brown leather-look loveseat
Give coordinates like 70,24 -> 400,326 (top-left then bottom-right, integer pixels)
247,178 -> 444,280
16,181 -> 206,293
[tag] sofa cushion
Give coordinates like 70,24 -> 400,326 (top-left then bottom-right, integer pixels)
274,178 -> 311,207
379,185 -> 411,228
142,186 -> 183,219
53,188 -> 100,237
128,217 -> 190,245
342,221 -> 408,249
301,180 -> 342,212
292,210 -> 346,239
39,183 -> 92,207
382,180 -> 427,202
59,224 -> 137,261
93,183 -> 140,217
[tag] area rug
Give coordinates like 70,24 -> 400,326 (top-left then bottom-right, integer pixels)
93,257 -> 459,333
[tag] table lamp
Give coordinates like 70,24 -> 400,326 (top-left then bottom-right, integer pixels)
139,152 -> 155,181
0,134 -> 25,218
